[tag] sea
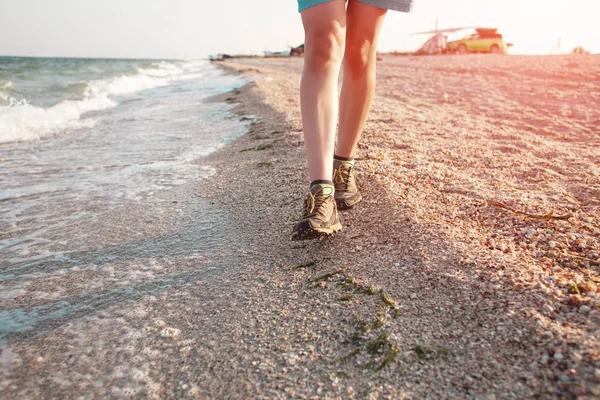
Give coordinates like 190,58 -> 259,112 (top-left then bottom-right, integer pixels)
0,57 -> 251,269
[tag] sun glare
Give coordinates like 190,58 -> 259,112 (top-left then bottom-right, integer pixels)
382,0 -> 600,54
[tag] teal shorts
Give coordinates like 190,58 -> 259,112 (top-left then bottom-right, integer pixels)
298,0 -> 413,13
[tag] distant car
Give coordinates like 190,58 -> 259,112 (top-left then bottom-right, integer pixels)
447,28 -> 511,54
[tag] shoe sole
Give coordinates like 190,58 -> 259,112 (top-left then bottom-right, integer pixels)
335,194 -> 362,210
291,222 -> 343,241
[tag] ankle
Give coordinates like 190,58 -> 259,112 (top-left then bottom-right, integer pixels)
334,154 -> 354,162
334,155 -> 355,167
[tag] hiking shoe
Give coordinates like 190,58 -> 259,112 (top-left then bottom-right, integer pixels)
292,185 -> 342,240
333,159 -> 362,210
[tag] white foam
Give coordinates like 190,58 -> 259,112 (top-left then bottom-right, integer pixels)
0,81 -> 11,106
85,74 -> 166,98
138,61 -> 184,77
0,96 -> 115,143
85,60 -> 207,98
0,61 -> 210,144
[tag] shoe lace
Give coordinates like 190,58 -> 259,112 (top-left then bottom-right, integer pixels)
303,188 -> 329,218
333,164 -> 352,189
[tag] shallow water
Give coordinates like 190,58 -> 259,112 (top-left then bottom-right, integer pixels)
0,58 -> 251,341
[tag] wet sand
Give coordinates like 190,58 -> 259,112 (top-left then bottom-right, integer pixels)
2,54 -> 599,398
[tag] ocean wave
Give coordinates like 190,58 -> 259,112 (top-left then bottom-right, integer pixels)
85,60 -> 207,98
0,60 -> 210,144
0,96 -> 116,144
0,81 -> 12,106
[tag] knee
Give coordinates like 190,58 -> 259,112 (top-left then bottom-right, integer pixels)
304,27 -> 345,72
344,40 -> 374,79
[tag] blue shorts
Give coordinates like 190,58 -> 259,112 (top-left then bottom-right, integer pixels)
298,0 -> 413,13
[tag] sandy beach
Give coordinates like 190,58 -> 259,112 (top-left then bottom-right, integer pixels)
2,54 -> 600,398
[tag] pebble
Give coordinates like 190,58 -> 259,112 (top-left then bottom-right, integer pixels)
525,229 -> 536,238
553,352 -> 564,361
579,305 -> 592,314
529,361 -> 538,370
595,368 -> 600,382
160,327 -> 180,339
463,375 -> 474,389
569,295 -> 583,307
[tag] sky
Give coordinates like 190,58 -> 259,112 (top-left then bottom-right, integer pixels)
0,0 -> 599,59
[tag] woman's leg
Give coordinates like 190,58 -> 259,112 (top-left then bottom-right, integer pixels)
300,0 -> 347,182
335,0 -> 387,158
293,1 -> 347,240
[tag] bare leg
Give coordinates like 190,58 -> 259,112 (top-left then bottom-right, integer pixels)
336,0 -> 387,159
300,0 -> 347,182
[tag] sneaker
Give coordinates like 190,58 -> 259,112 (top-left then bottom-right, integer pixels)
333,159 -> 362,210
292,185 -> 342,240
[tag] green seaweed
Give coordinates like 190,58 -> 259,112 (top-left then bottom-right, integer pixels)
374,348 -> 399,372
339,276 -> 379,296
352,318 -> 369,333
351,308 -> 386,335
291,261 -> 316,270
413,345 -> 450,361
337,294 -> 353,302
413,345 -> 434,359
569,283 -> 581,295
365,333 -> 400,372
381,292 -> 398,309
361,285 -> 380,295
367,333 -> 391,354
256,143 -> 274,150
347,331 -> 363,346
363,361 -> 376,370
341,277 -> 360,291
308,269 -> 345,284
368,312 -> 386,331
341,348 -> 361,362
240,143 -> 274,152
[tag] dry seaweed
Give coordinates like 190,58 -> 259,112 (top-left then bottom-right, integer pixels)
485,200 -> 573,222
